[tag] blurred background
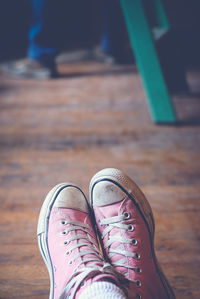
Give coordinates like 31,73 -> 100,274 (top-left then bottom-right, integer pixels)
0,0 -> 200,67
0,0 -> 200,299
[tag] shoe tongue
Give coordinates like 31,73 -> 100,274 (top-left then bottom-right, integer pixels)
65,216 -> 103,269
53,207 -> 88,222
77,233 -> 103,268
95,200 -> 123,218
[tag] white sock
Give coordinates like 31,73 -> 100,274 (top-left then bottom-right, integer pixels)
78,281 -> 127,299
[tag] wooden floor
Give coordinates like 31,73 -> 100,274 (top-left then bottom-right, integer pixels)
0,61 -> 200,299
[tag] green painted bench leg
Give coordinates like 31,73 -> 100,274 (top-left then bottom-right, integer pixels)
120,0 -> 176,123
153,0 -> 169,30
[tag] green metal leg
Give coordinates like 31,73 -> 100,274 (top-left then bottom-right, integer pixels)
153,0 -> 169,30
120,0 -> 176,123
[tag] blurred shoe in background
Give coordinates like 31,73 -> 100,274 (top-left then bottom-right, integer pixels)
0,58 -> 58,79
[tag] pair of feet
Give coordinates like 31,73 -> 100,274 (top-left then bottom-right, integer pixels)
1,48 -> 133,79
37,168 -> 175,299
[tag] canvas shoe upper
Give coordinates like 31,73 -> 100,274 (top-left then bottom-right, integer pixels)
90,168 -> 176,299
37,183 -> 129,299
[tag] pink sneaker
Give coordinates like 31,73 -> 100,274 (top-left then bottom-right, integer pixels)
37,183 -> 127,299
90,169 -> 176,299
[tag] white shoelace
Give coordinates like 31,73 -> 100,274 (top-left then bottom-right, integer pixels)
99,213 -> 142,288
59,220 -> 126,299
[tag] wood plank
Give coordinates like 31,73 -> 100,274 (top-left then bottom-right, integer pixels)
0,61 -> 200,298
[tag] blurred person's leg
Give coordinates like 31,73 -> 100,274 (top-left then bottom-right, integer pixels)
99,0 -> 133,64
28,0 -> 58,67
1,0 -> 59,79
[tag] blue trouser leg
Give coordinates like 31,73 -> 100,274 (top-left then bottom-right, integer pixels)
28,0 -> 127,62
28,0 -> 58,64
101,0 -> 127,57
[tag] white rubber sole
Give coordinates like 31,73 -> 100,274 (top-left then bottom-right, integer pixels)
90,168 -> 175,299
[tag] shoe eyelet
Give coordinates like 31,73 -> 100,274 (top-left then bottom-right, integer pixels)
98,220 -> 103,226
64,240 -> 68,245
61,220 -> 67,225
136,294 -> 141,299
128,224 -> 134,231
62,231 -> 67,235
66,251 -> 70,256
80,280 -> 87,288
123,212 -> 130,219
132,239 -> 137,245
136,280 -> 142,287
136,267 -> 142,273
69,260 -> 73,265
135,253 -> 140,260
